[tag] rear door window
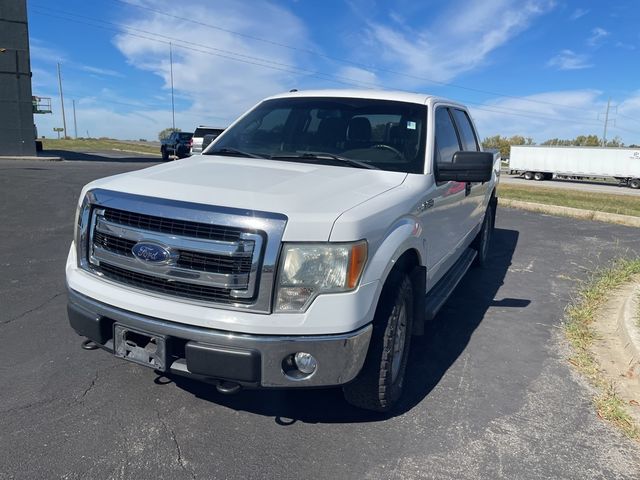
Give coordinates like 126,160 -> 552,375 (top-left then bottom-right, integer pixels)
451,109 -> 479,151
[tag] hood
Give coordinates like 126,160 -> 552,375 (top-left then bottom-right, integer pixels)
86,155 -> 407,241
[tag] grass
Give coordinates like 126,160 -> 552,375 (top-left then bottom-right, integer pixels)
498,183 -> 640,218
637,293 -> 640,330
42,138 -> 160,155
564,258 -> 640,440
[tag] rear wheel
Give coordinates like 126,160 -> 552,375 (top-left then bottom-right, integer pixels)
523,171 -> 534,180
472,202 -> 495,267
343,272 -> 413,412
533,172 -> 545,181
630,178 -> 640,189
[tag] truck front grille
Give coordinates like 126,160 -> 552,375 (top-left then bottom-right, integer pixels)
76,189 -> 287,312
86,207 -> 263,306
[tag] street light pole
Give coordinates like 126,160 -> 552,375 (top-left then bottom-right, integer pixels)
72,99 -> 78,139
169,42 -> 175,130
57,62 -> 68,139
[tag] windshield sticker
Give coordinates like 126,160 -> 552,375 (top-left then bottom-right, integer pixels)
407,121 -> 416,130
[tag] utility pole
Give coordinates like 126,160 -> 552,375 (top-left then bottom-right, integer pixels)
602,97 -> 611,147
57,63 -> 68,139
72,99 -> 78,139
169,42 -> 175,130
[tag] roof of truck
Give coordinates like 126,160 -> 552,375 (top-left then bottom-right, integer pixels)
266,89 -> 464,108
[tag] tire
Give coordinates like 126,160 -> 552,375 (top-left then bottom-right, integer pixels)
343,272 -> 413,412
161,147 -> 169,162
523,171 -> 534,180
472,203 -> 495,267
630,178 -> 640,190
533,172 -> 544,181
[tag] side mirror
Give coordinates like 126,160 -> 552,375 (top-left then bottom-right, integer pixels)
436,151 -> 494,182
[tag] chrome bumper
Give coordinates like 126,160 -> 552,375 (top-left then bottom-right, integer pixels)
67,289 -> 372,388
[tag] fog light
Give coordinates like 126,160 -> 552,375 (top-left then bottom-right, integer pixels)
294,352 -> 317,375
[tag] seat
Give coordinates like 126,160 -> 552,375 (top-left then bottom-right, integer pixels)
346,117 -> 372,150
313,117 -> 347,150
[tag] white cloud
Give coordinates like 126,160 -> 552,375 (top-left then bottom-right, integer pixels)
569,8 -> 589,20
29,38 -> 67,64
615,41 -> 636,51
360,0 -> 556,84
470,90 -> 640,145
470,89 -> 605,143
547,49 -> 592,70
336,66 -> 379,88
587,27 -> 609,47
113,0 -> 312,133
35,0 -> 313,140
80,66 -> 124,78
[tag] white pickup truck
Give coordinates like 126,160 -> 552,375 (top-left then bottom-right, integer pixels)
66,90 -> 499,411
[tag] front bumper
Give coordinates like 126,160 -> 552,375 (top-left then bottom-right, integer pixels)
67,289 -> 372,388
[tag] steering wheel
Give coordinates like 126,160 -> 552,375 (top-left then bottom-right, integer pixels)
372,144 -> 404,159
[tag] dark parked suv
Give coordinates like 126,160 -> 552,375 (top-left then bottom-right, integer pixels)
160,131 -> 193,161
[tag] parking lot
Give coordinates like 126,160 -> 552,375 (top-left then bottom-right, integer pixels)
2,158 -> 640,479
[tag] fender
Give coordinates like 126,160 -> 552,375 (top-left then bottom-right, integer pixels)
361,216 -> 424,286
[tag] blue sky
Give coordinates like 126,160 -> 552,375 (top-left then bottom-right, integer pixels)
27,0 -> 640,144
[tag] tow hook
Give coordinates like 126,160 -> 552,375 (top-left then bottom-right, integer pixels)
216,381 -> 242,394
81,339 -> 99,350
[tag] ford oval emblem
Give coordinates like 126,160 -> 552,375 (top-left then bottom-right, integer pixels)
131,242 -> 171,263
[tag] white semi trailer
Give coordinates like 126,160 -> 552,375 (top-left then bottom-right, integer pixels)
509,146 -> 640,189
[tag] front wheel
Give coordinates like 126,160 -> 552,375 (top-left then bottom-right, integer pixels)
161,147 -> 169,162
343,273 -> 413,412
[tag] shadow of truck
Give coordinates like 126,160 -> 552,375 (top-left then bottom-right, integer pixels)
166,227 -> 522,424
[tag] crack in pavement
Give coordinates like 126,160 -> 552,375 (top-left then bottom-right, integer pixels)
1,291 -> 65,326
155,410 -> 196,479
79,371 -> 99,401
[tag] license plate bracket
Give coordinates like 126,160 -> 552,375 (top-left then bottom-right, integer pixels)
114,324 -> 167,372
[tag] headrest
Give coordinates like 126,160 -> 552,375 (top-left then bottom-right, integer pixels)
347,117 -> 372,141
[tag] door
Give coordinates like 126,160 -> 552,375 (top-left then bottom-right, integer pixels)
422,106 -> 470,287
450,108 -> 489,237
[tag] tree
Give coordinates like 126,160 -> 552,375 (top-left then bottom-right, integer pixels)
158,127 -> 181,141
481,134 -> 534,159
542,134 -> 605,147
605,136 -> 624,147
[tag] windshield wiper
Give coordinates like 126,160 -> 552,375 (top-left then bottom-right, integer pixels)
270,151 -> 379,170
206,147 -> 265,159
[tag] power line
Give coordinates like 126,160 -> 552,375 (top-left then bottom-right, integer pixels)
28,6 -> 640,136
107,0 -> 624,117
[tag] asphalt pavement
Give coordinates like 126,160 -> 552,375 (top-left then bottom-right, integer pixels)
2,159 -> 640,479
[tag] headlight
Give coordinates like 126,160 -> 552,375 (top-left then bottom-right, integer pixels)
275,241 -> 367,312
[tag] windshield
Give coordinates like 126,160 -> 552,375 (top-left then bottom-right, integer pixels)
207,97 -> 427,173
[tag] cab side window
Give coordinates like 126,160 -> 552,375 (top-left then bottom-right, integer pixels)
452,109 -> 479,152
435,107 -> 460,164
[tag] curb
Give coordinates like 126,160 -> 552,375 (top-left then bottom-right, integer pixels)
499,198 -> 640,228
617,282 -> 640,384
0,155 -> 63,162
